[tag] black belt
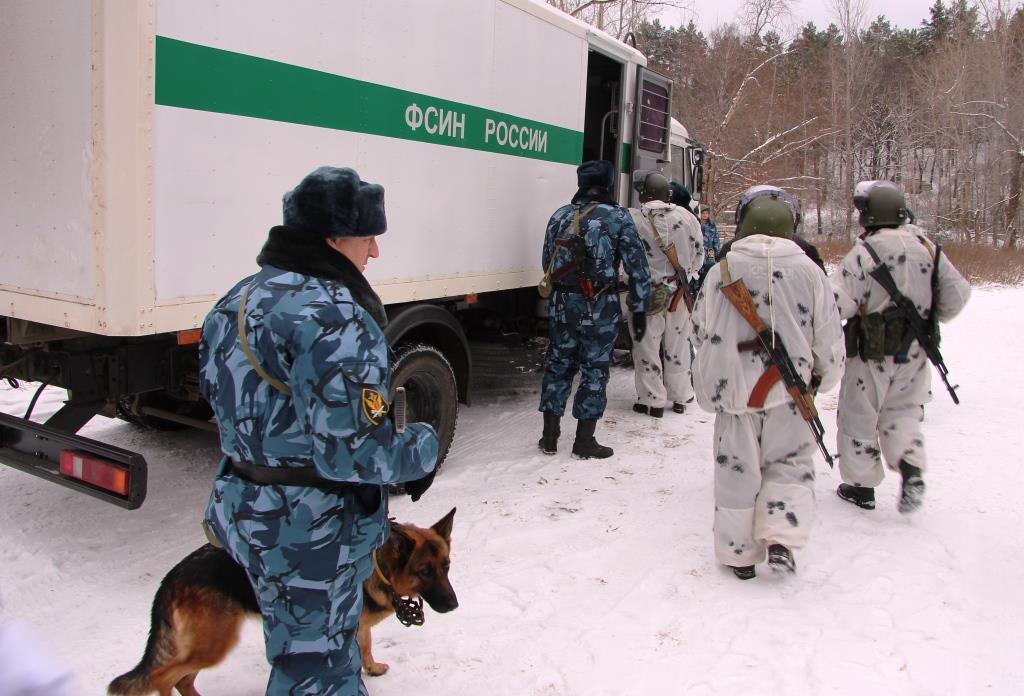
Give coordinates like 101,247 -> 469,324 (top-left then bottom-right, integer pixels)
554,284 -> 585,293
226,459 -> 382,515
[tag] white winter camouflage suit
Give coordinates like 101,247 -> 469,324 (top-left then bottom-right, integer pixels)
692,235 -> 844,567
832,224 -> 971,488
627,200 -> 704,408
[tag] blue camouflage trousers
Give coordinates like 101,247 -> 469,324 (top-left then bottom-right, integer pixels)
206,464 -> 386,696
539,317 -> 619,420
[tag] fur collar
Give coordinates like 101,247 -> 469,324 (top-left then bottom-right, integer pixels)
571,186 -> 617,206
256,225 -> 387,328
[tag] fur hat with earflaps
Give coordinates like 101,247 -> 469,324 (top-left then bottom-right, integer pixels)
576,160 -> 616,189
283,166 -> 387,238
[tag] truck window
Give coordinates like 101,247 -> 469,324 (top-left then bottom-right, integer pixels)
637,79 -> 669,153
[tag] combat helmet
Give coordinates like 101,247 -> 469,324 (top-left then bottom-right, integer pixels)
853,180 -> 907,229
734,185 -> 799,239
631,170 -> 671,203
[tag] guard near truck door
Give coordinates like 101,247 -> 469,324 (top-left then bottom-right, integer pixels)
537,160 -> 651,459
199,167 -> 439,696
832,180 -> 971,514
628,171 -> 704,417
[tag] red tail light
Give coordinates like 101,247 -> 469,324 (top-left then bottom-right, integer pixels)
60,449 -> 130,496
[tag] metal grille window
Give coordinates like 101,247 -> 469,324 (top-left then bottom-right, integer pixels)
637,80 -> 669,152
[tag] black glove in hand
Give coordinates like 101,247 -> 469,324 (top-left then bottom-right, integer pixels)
404,468 -> 436,502
632,311 -> 647,343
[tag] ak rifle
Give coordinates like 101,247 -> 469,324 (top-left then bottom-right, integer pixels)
864,242 -> 960,404
720,278 -> 835,468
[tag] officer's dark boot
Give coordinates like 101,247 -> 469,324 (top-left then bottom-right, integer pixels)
538,412 -> 560,455
897,460 -> 926,514
571,419 -> 613,459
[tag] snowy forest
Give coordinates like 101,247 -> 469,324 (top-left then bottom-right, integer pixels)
549,0 -> 1024,248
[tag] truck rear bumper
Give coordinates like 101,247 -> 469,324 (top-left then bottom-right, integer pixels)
0,412 -> 147,509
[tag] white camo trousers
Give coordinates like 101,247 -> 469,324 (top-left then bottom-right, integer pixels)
631,306 -> 694,408
713,404 -> 816,567
837,352 -> 929,487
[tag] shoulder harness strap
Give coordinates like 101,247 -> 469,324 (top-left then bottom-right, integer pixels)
720,254 -> 732,285
238,284 -> 293,395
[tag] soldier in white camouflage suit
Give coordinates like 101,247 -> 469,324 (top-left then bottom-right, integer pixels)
833,180 -> 971,514
691,185 -> 844,580
627,171 -> 704,417
200,167 -> 438,695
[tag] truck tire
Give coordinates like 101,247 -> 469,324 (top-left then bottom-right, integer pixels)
390,343 -> 458,468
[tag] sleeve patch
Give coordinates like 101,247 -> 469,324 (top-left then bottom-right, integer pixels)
361,387 -> 389,425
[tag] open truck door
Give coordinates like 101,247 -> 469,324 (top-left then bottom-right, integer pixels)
632,67 -> 673,198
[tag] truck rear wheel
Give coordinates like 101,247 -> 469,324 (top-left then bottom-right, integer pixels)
390,343 -> 458,467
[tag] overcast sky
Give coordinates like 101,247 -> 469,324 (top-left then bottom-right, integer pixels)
659,0 -> 939,37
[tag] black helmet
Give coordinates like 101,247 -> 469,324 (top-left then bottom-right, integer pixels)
669,181 -> 692,207
853,180 -> 907,229
734,185 -> 800,239
631,170 -> 671,203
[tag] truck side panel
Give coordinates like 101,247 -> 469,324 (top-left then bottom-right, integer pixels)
1,2 -> 96,302
153,0 -> 588,308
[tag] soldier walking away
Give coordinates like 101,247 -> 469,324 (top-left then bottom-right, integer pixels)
691,185 -> 844,580
832,180 -> 971,514
538,160 -> 651,459
199,167 -> 439,695
628,171 -> 704,417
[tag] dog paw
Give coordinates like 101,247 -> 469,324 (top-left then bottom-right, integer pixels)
364,661 -> 390,677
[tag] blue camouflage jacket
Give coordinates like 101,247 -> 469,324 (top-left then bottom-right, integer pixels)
542,200 -> 651,324
199,265 -> 438,553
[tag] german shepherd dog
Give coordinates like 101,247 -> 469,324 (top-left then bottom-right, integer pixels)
108,508 -> 457,696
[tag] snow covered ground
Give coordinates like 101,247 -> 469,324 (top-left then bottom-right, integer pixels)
1,286 -> 1021,696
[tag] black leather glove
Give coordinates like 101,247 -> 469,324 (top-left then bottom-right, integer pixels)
632,311 -> 647,343
404,468 -> 436,502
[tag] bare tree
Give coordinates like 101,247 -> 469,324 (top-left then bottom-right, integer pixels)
741,0 -> 794,37
547,0 -> 690,39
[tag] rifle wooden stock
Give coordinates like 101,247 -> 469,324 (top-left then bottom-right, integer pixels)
668,284 -> 695,312
720,279 -> 768,333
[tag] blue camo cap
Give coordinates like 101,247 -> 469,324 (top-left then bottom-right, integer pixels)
577,160 -> 615,189
283,166 -> 387,238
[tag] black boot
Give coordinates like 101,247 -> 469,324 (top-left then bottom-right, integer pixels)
538,412 -> 560,455
672,396 -> 694,414
571,419 -> 613,459
632,403 -> 663,418
732,565 -> 756,580
837,483 -> 876,510
898,460 -> 926,514
767,544 -> 796,574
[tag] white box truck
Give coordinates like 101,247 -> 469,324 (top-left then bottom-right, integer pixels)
0,0 -> 705,508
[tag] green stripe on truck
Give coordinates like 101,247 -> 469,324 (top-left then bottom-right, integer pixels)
156,36 -> 584,165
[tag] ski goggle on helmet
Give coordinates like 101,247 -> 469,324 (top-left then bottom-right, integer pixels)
734,185 -> 802,227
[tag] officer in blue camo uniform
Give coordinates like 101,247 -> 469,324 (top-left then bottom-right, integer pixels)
538,160 -> 651,459
199,167 -> 439,695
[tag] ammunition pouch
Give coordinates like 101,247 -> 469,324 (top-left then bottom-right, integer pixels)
647,281 -> 674,315
844,309 -> 912,362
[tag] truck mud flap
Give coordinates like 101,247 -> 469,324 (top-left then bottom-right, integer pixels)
0,412 -> 146,509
